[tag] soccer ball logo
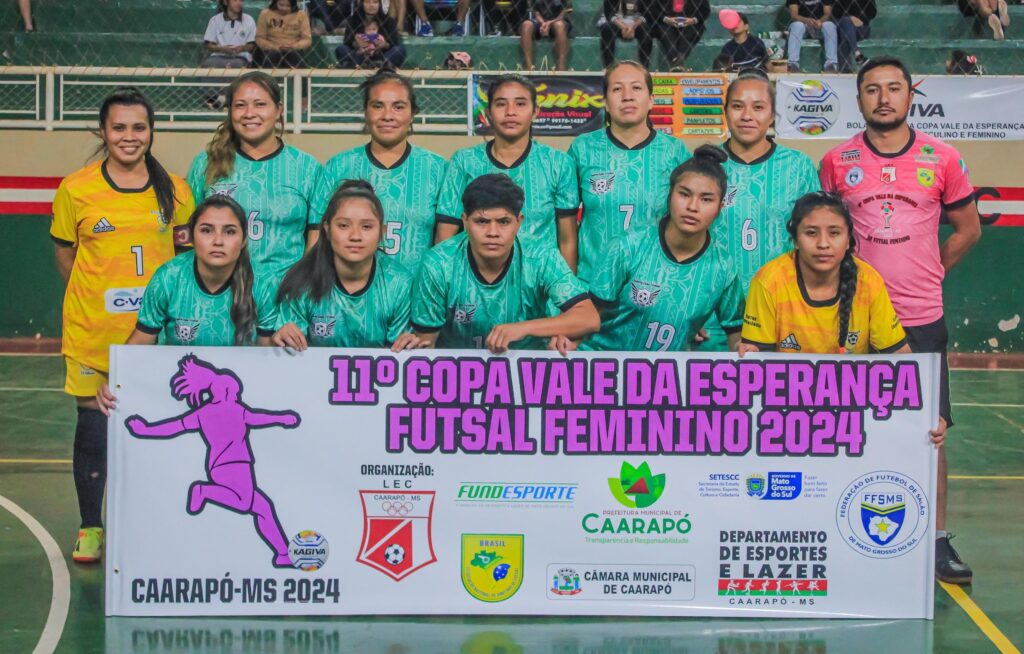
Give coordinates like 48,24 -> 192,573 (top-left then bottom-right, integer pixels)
310,317 -> 336,338
173,320 -> 200,344
384,543 -> 406,566
288,530 -> 330,571
785,80 -> 840,136
630,281 -> 662,308
589,172 -> 616,195
453,304 -> 477,325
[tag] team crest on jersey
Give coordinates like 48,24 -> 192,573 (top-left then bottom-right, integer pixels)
840,149 -> 861,163
173,319 -> 201,344
453,304 -> 477,325
845,167 -> 864,187
880,166 -> 897,184
589,172 -> 616,195
310,315 -> 337,338
780,333 -> 801,351
630,281 -> 662,308
917,168 -> 935,188
846,331 -> 861,347
722,186 -> 738,208
212,184 -> 238,197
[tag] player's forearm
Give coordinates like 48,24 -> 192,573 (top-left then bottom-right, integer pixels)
126,329 -> 158,345
940,229 -> 980,272
727,331 -> 741,351
54,245 -> 76,284
434,222 -> 461,244
557,221 -> 579,273
521,302 -> 600,340
412,331 -> 440,348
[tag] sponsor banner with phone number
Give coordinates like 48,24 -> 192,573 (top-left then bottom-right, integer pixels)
107,346 -> 939,618
775,75 -> 1024,141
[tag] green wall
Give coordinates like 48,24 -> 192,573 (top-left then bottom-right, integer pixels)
2,217 -> 1021,352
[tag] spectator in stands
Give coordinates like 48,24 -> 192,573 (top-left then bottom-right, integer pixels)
786,0 -> 838,73
401,0 -> 471,37
644,0 -> 709,71
201,0 -> 257,69
255,0 -> 312,68
713,9 -> 768,72
307,0 -> 351,35
520,0 -> 573,70
18,0 -> 34,32
336,0 -> 407,68
598,0 -> 652,68
947,49 -> 981,74
957,0 -> 1009,40
483,0 -> 527,36
832,0 -> 875,72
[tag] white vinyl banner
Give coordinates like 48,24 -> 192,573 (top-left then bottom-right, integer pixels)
775,75 -> 1024,141
106,346 -> 940,618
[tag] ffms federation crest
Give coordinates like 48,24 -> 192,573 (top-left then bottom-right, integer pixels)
357,491 -> 437,581
461,534 -> 524,602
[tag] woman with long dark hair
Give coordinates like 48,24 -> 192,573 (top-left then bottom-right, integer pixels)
322,69 -> 443,272
569,60 -> 690,283
273,180 -> 422,351
436,74 -> 580,271
583,146 -> 743,352
187,71 -> 325,279
739,192 -> 909,356
51,87 -> 194,563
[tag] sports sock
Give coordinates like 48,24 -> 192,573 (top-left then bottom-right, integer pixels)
73,407 -> 107,528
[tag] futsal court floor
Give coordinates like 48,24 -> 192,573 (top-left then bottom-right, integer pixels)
0,352 -> 1020,653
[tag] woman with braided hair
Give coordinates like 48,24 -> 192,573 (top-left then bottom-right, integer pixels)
738,191 -> 909,357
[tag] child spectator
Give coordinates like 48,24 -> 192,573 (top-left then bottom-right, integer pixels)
832,0 -> 876,72
598,0 -> 652,68
254,0 -> 312,68
520,0 -> 573,71
337,0 -> 407,68
201,0 -> 257,69
714,9 -> 768,72
785,0 -> 838,72
947,49 -> 981,74
957,0 -> 1009,40
645,0 -> 710,71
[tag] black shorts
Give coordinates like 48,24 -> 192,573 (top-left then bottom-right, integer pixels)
904,317 -> 953,427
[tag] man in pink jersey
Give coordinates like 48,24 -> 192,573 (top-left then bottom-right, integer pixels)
820,57 -> 981,585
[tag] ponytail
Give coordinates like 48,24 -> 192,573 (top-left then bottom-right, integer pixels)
95,87 -> 179,225
205,72 -> 284,187
187,195 -> 257,344
787,191 -> 859,352
277,179 -> 384,305
667,144 -> 729,203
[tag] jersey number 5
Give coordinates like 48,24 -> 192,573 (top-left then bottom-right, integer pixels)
383,221 -> 402,255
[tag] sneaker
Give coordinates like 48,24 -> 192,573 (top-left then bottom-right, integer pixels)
416,22 -> 434,37
935,534 -> 973,584
449,24 -> 466,37
854,49 -> 867,65
998,0 -> 1010,27
72,527 -> 104,563
823,62 -> 839,73
787,62 -> 800,73
488,28 -> 503,37
988,13 -> 1005,40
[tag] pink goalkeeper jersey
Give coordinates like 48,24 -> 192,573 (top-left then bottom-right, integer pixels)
819,130 -> 975,327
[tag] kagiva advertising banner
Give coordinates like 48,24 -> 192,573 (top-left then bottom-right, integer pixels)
775,75 -> 1024,141
106,346 -> 939,618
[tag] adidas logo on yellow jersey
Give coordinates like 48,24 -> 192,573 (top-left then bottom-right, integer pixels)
92,217 -> 115,234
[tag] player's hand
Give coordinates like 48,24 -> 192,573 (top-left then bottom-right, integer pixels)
96,382 -> 118,417
693,327 -> 709,344
540,21 -> 551,37
391,332 -> 431,352
929,416 -> 947,448
622,24 -> 634,39
486,323 -> 529,354
737,343 -> 760,358
547,335 -> 578,356
272,323 -> 308,352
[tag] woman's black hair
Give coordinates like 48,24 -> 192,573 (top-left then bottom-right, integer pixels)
188,195 -> 257,345
96,87 -> 178,226
786,192 -> 859,352
359,67 -> 420,116
462,173 -> 525,217
356,0 -> 389,22
277,180 -> 384,304
486,74 -> 538,111
725,67 -> 776,114
602,60 -> 654,128
856,56 -> 912,92
267,0 -> 298,11
667,144 -> 729,202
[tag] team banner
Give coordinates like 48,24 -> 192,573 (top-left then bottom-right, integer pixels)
468,74 -> 605,136
106,346 -> 939,618
775,75 -> 1024,141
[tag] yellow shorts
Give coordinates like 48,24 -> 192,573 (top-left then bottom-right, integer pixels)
64,356 -> 107,398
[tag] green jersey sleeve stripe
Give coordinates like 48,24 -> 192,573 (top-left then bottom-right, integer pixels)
723,324 -> 743,335
556,207 -> 580,219
135,321 -> 162,335
411,321 -> 444,333
588,292 -> 616,308
436,213 -> 461,225
256,327 -> 275,337
560,293 -> 589,312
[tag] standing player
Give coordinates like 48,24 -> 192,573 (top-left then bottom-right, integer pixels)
435,75 -> 581,271
273,181 -> 420,352
820,56 -> 982,584
698,68 -> 820,351
584,146 -> 744,352
569,61 -> 691,283
51,88 -> 194,563
321,70 -> 446,274
187,71 -> 325,279
413,174 -> 599,352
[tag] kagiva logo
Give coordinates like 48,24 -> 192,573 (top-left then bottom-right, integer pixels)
589,172 -> 616,195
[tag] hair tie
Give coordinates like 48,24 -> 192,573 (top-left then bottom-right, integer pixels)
967,55 -> 977,64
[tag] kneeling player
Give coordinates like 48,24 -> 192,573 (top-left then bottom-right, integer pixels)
584,146 -> 744,352
412,174 -> 599,353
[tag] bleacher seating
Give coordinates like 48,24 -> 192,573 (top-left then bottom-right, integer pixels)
1,0 -> 1022,73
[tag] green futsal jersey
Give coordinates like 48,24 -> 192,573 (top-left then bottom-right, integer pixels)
569,128 -> 691,283
411,233 -> 589,350
136,251 -> 278,345
278,254 -> 413,348
321,144 -> 446,273
187,142 -> 326,277
435,140 -> 579,249
584,219 -> 744,352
